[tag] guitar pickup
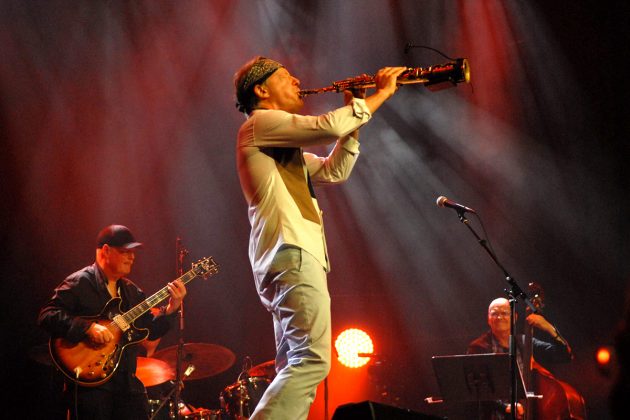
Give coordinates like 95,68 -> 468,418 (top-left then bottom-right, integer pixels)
112,315 -> 130,331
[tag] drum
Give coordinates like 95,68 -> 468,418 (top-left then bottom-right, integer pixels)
220,376 -> 271,418
182,409 -> 224,419
148,399 -> 172,420
149,399 -> 221,420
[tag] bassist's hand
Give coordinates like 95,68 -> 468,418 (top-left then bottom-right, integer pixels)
526,313 -> 556,336
87,322 -> 113,344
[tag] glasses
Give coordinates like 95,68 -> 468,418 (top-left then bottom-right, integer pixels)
489,311 -> 511,318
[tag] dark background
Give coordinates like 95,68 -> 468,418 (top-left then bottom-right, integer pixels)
2,1 -> 629,418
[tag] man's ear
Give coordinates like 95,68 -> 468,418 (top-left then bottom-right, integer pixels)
253,84 -> 269,99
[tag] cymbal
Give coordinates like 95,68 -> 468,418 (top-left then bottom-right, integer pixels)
136,357 -> 175,387
248,360 -> 276,378
153,343 -> 236,381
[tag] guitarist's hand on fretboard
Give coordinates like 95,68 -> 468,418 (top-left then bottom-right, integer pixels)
164,279 -> 187,315
87,322 -> 114,344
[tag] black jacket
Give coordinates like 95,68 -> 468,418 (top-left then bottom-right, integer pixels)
38,263 -> 175,392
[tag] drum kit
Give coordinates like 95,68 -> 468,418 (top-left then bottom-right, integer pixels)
30,339 -> 274,419
134,343 -> 275,419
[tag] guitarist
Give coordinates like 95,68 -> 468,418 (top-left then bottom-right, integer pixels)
38,225 -> 187,420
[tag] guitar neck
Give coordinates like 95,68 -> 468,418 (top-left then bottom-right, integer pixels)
122,259 -> 214,325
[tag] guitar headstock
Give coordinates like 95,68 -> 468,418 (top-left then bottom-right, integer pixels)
192,256 -> 219,279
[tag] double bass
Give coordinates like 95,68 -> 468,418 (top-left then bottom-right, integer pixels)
523,283 -> 587,420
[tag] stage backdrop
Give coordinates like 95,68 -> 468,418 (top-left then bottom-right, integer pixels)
2,1 -> 628,419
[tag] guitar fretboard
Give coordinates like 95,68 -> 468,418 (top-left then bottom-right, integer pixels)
120,257 -> 217,325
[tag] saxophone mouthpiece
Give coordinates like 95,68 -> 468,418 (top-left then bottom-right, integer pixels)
298,89 -> 317,98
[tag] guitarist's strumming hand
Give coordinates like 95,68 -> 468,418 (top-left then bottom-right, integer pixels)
87,322 -> 114,344
164,279 -> 187,315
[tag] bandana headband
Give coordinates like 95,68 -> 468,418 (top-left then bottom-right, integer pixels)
236,57 -> 284,108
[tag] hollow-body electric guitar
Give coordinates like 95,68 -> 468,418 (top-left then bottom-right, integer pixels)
49,256 -> 218,386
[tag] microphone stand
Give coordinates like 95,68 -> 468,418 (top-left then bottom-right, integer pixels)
174,237 -> 189,420
324,377 -> 329,420
450,209 -> 538,420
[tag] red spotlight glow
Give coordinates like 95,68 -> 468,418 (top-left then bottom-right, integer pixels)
596,347 -> 612,365
334,328 -> 374,368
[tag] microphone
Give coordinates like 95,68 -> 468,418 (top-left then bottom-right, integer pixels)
436,196 -> 476,214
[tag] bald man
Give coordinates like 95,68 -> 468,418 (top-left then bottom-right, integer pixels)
468,297 -> 571,364
466,297 -> 572,419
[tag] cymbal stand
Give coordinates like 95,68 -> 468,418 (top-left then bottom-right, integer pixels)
149,238 -> 190,420
237,357 -> 253,418
149,368 -> 195,420
174,237 -> 189,420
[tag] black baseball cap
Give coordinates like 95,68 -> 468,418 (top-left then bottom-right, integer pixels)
96,225 -> 143,249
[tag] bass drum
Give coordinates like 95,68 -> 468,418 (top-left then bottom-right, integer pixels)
220,376 -> 271,419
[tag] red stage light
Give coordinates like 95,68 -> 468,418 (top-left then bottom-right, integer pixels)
334,328 -> 374,368
596,347 -> 611,366
594,346 -> 617,377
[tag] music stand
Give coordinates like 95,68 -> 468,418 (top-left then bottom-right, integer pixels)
431,353 -> 525,419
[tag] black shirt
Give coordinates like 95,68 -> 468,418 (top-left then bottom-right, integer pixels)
38,263 -> 175,392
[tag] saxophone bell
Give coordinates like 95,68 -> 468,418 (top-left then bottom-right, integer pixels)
423,58 -> 471,91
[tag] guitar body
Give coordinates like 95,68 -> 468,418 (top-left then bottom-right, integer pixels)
50,297 -> 149,387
